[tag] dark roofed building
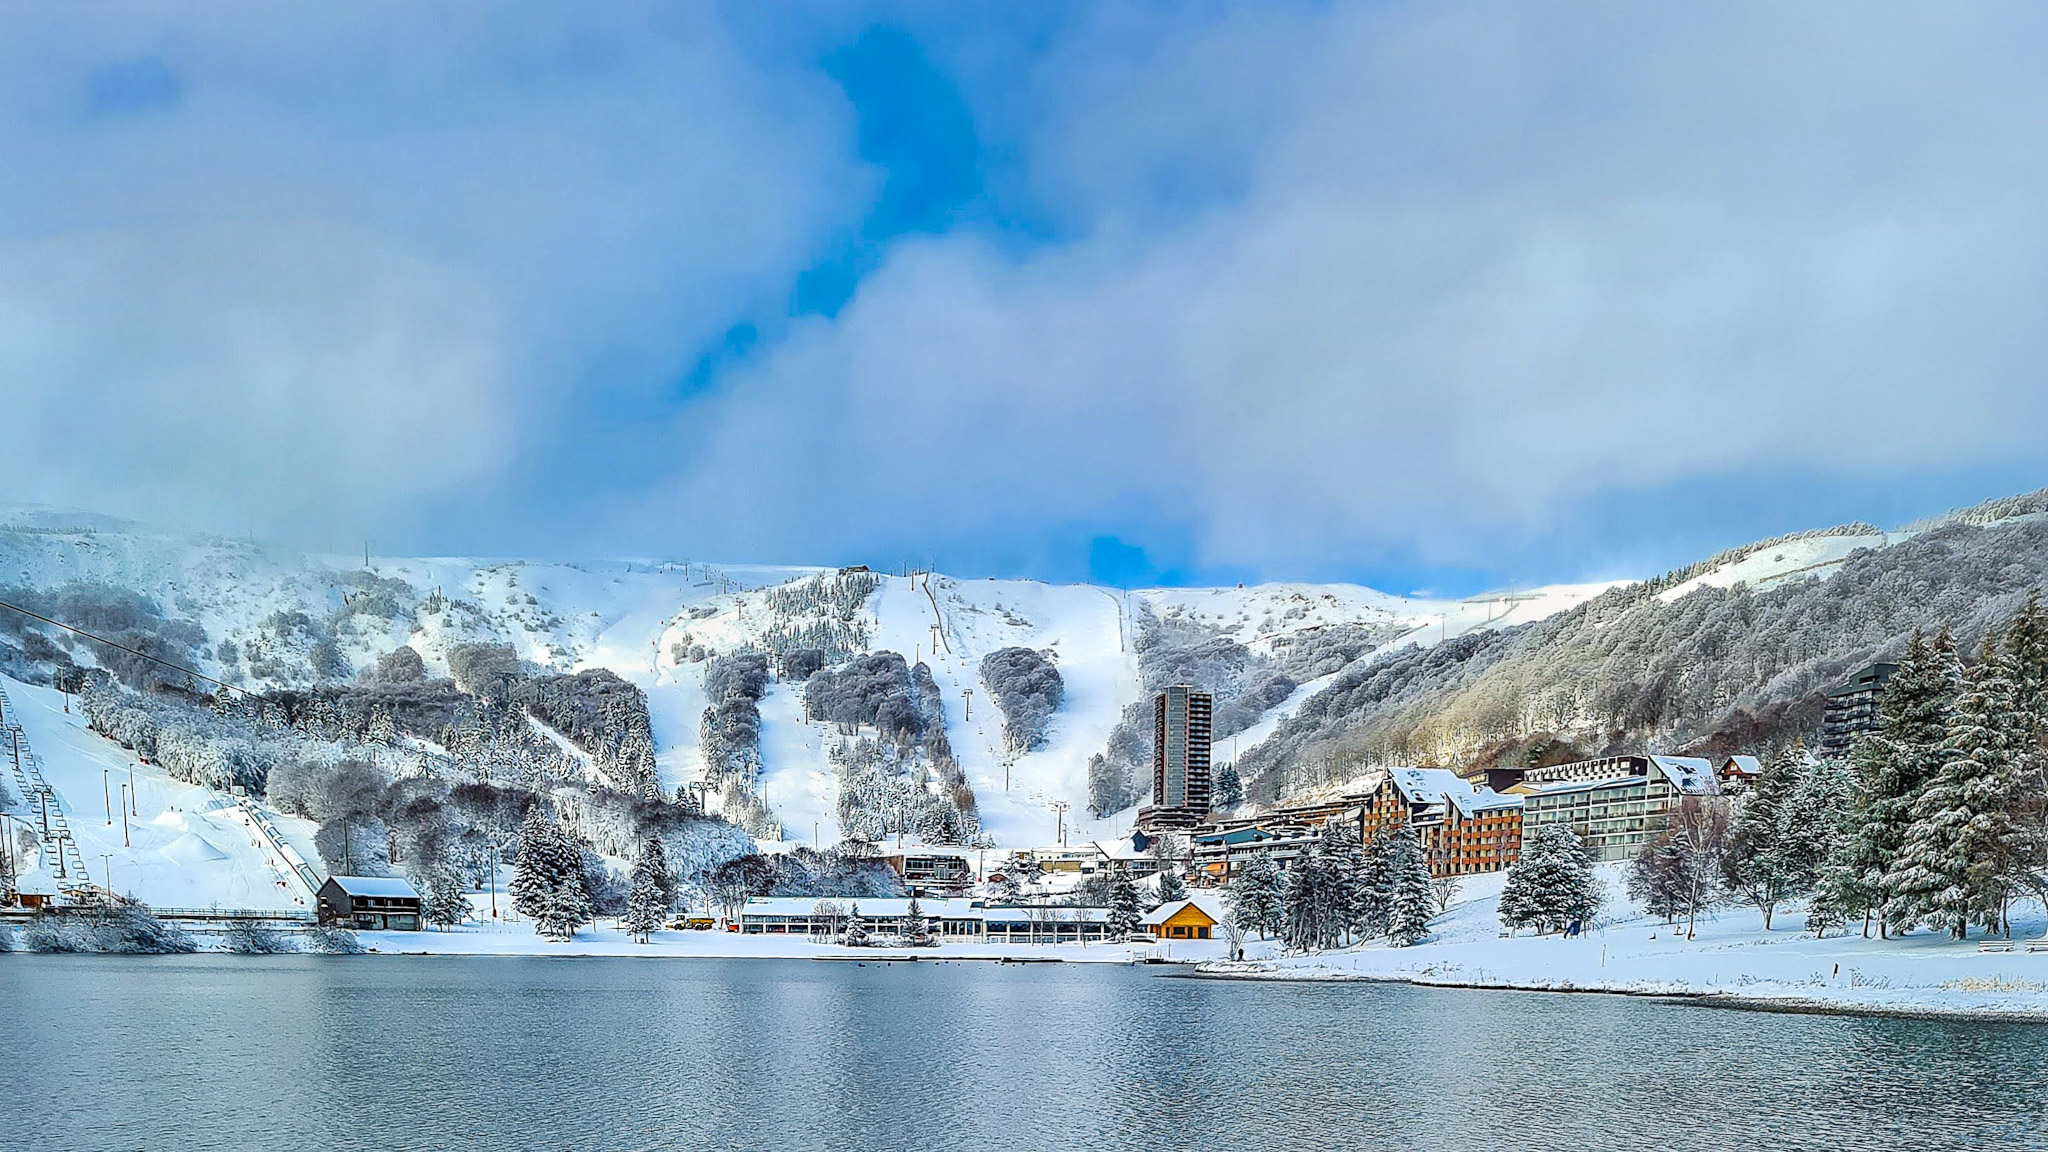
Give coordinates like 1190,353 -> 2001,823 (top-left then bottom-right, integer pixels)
1821,662 -> 1898,756
317,875 -> 423,931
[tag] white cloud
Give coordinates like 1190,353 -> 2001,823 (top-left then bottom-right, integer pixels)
0,3 -> 867,545
642,1 -> 2048,575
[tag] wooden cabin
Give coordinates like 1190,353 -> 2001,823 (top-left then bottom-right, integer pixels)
317,876 -> 423,931
1140,896 -> 1224,941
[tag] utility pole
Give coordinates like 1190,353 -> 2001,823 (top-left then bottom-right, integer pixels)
129,761 -> 138,815
100,853 -> 112,895
103,769 -> 112,824
119,785 -> 131,847
1050,801 -> 1070,847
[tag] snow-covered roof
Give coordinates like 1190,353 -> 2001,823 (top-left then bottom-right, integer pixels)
1139,895 -> 1226,927
1442,786 -> 1523,817
326,876 -> 420,899
876,845 -> 969,860
13,871 -> 59,896
1719,755 -> 1762,777
1649,755 -> 1717,795
983,905 -> 1111,924
1091,837 -> 1150,861
740,897 -> 982,919
1388,767 -> 1471,806
1527,756 -> 1718,799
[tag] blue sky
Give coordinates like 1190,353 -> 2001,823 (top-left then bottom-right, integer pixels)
5,3 -> 2048,595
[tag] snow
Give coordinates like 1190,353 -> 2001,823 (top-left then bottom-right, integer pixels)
2,675 -> 316,912
1203,865 -> 2048,1018
327,876 -> 420,899
0,508 -> 1632,855
1139,894 -> 1226,927
1655,533 -> 1887,603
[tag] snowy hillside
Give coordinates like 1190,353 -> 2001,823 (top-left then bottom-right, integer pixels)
1236,490 -> 2048,800
0,505 -> 1613,854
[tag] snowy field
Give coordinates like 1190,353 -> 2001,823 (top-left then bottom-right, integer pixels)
1205,867 -> 2048,1018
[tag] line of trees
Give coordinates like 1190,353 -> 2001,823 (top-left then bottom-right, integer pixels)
1623,594 -> 2048,942
1227,821 -> 1437,952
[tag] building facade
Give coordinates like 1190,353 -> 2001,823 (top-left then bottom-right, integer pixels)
1140,896 -> 1224,940
316,876 -> 422,931
1138,685 -> 1214,831
1519,755 -> 1717,862
1821,662 -> 1898,756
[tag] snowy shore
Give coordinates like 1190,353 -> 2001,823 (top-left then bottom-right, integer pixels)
1185,871 -> 2048,1020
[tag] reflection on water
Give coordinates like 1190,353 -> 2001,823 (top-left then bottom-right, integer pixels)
3,955 -> 2043,1151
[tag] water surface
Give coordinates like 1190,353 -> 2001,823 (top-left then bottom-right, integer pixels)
4,955 -> 2043,1151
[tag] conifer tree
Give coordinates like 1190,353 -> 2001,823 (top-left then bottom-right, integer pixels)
1382,826 -> 1434,946
1153,866 -> 1188,908
624,841 -> 668,944
1106,870 -> 1145,939
1884,635 -> 2023,938
1280,842 -> 1326,952
418,870 -> 472,931
1846,630 -> 1960,937
1725,744 -> 1808,930
1212,763 -> 1244,810
1500,825 -> 1602,935
512,807 -> 593,940
2002,592 -> 2048,916
1353,831 -> 1394,940
1227,852 -> 1284,940
902,894 -> 929,943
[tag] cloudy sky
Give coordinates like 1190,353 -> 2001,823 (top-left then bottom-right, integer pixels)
4,2 -> 2047,593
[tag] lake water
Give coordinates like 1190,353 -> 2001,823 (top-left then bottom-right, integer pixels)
4,955 -> 2045,1151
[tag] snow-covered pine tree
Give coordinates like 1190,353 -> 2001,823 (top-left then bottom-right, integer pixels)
509,806 -> 556,922
418,870 -> 472,930
1883,633 -> 2023,939
902,894 -> 929,943
2002,592 -> 2048,917
1280,843 -> 1324,952
1353,829 -> 1393,941
1227,851 -> 1284,940
1212,763 -> 1244,810
1107,870 -> 1145,939
1627,830 -> 1690,924
1154,867 -> 1189,908
1499,825 -> 1602,935
1725,744 -> 1808,930
843,903 -> 869,947
624,842 -> 668,943
1382,825 -> 1434,947
1846,629 -> 1961,937
1324,822 -> 1368,945
512,808 -> 593,941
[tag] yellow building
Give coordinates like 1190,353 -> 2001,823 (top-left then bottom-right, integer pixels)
1139,896 -> 1225,940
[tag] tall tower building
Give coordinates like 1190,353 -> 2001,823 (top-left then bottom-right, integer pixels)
1142,685 -> 1213,829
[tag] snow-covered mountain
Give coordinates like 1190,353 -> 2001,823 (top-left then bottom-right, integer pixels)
0,504 -> 1613,850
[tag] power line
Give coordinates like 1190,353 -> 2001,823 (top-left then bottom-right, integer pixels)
0,597 -> 252,697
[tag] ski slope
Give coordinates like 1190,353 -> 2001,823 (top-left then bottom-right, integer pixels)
0,505 -> 1630,854
2,676 -> 317,911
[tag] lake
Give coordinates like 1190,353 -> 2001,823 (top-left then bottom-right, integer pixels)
3,955 -> 2044,1151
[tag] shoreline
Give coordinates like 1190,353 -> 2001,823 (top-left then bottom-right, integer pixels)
1169,960 -> 2048,1022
